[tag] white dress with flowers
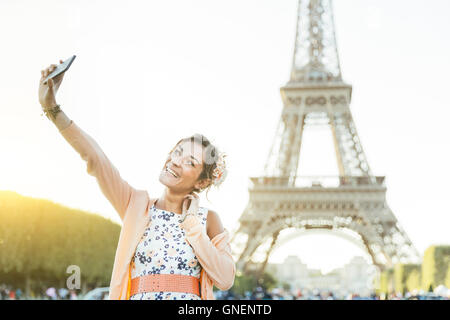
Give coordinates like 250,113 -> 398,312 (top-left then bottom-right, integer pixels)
129,203 -> 208,300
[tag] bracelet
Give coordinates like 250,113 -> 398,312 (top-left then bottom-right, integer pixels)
41,104 -> 62,120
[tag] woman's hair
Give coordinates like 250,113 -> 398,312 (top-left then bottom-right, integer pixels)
168,133 -> 222,200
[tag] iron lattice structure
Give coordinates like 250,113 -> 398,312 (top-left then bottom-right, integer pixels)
231,0 -> 421,274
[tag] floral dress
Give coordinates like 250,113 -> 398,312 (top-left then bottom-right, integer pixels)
129,203 -> 208,300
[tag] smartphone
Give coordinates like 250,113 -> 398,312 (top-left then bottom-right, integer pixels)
43,55 -> 76,85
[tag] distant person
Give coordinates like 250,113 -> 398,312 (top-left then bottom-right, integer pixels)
58,287 -> 69,300
46,287 -> 56,300
38,61 -> 235,300
69,290 -> 78,300
15,288 -> 22,300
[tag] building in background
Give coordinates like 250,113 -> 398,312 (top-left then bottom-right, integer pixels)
268,255 -> 377,297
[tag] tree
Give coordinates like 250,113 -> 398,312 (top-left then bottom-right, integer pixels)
0,191 -> 121,294
394,263 -> 421,294
406,268 -> 421,292
421,245 -> 450,291
445,265 -> 450,288
230,269 -> 277,297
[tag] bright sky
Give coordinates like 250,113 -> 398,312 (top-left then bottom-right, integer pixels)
1,0 -> 449,274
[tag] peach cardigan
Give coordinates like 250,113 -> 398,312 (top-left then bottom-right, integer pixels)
58,121 -> 236,300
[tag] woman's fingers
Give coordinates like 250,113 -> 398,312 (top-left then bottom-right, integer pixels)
181,193 -> 199,218
182,197 -> 188,213
185,192 -> 199,199
48,64 -> 57,74
182,196 -> 192,212
40,61 -> 62,88
42,64 -> 57,77
188,197 -> 199,213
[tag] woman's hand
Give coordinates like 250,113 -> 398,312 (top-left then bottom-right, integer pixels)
180,192 -> 199,222
39,60 -> 65,109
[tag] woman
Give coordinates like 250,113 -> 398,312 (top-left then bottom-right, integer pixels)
38,60 -> 235,300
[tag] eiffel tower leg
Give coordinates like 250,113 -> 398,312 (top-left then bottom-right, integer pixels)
360,233 -> 385,271
257,230 -> 280,280
330,111 -> 373,177
378,207 -> 421,267
286,113 -> 305,184
329,111 -> 346,176
237,225 -> 260,272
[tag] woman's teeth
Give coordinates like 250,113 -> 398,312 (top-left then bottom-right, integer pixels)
166,166 -> 179,178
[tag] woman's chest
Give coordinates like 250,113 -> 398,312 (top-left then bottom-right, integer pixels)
138,207 -> 207,248
136,213 -> 191,257
130,207 -> 208,276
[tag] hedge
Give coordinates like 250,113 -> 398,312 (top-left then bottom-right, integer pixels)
394,263 -> 421,294
421,245 -> 450,291
0,191 -> 121,292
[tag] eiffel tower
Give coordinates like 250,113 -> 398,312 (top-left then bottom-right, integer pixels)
231,0 -> 421,274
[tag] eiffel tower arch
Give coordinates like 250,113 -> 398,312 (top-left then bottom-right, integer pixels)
231,0 -> 421,275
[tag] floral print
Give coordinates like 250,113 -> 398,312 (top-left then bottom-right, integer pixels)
130,204 -> 208,300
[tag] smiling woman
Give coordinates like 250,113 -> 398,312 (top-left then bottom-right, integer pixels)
38,60 -> 235,300
162,134 -> 226,198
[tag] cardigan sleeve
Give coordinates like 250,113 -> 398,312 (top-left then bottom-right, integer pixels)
58,120 -> 135,221
180,215 -> 236,290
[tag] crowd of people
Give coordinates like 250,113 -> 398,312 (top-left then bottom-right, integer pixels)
0,284 -> 80,300
215,286 -> 450,300
1,283 -> 449,300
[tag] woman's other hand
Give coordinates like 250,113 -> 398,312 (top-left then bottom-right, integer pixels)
181,192 -> 199,222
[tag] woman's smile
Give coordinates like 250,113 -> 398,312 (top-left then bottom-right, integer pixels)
165,165 -> 180,178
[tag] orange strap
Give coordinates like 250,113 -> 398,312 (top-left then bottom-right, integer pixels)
130,274 -> 200,297
126,267 -> 131,300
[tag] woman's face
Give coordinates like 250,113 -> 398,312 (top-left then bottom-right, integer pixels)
159,140 -> 206,192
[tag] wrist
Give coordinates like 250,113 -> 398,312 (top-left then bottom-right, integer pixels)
41,104 -> 62,121
180,214 -> 201,230
42,102 -> 58,110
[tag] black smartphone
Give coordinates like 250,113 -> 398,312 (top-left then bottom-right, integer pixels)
43,55 -> 76,85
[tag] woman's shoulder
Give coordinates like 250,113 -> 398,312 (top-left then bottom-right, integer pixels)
199,207 -> 220,220
200,207 -> 224,222
201,208 -> 224,239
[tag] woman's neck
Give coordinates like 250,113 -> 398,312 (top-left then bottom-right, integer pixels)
156,189 -> 186,215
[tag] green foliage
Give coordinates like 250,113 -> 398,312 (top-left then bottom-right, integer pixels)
421,246 -> 435,291
394,263 -> 421,293
0,191 -> 121,290
421,245 -> 450,291
230,269 -> 277,296
405,267 -> 421,292
377,272 -> 386,295
281,282 -> 291,291
258,271 -> 276,290
445,265 -> 450,288
378,268 -> 394,295
231,272 -> 256,297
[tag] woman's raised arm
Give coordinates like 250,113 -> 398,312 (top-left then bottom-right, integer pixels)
39,61 -> 136,221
